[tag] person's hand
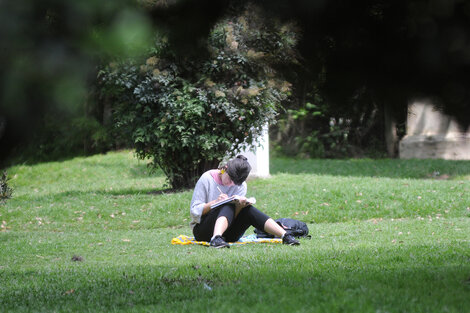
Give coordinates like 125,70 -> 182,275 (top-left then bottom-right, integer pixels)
235,196 -> 249,210
237,196 -> 247,206
216,193 -> 228,202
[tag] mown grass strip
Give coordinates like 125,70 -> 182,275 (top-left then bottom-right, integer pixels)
1,151 -> 469,312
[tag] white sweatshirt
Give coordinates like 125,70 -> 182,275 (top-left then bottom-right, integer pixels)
189,170 -> 247,229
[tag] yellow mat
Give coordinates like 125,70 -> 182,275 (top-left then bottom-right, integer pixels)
171,234 -> 282,246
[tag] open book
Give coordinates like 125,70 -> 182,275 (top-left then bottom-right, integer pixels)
211,195 -> 256,209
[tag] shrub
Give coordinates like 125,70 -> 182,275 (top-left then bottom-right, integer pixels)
272,85 -> 388,158
99,4 -> 299,189
21,115 -> 115,163
0,171 -> 13,202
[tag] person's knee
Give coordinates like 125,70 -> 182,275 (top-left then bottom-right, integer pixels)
236,205 -> 256,219
241,205 -> 270,227
219,203 -> 236,213
218,204 -> 236,224
215,215 -> 229,225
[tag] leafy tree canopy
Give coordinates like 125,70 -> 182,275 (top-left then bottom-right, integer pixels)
146,0 -> 470,127
100,3 -> 298,188
2,0 -> 470,166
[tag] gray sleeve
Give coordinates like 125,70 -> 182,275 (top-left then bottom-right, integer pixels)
238,182 -> 247,197
190,175 -> 209,225
189,174 -> 249,227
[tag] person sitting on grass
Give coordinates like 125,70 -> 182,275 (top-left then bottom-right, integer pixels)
190,155 -> 300,248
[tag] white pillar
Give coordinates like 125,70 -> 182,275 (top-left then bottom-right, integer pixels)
241,124 -> 270,178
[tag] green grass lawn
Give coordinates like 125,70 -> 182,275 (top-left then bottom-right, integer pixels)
1,151 -> 469,312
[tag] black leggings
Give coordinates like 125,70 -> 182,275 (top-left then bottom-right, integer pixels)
193,204 -> 270,242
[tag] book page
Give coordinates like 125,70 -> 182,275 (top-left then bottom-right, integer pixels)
211,195 -> 256,209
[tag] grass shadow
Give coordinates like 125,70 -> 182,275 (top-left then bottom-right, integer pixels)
1,243 -> 469,312
12,187 -> 187,204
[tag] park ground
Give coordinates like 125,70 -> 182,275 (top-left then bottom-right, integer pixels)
1,151 -> 469,312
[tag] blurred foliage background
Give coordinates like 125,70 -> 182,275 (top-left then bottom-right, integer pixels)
0,0 -> 151,163
1,0 -> 470,173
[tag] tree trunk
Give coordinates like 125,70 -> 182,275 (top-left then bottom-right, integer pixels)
384,103 -> 398,157
103,100 -> 112,126
0,116 -> 6,142
169,158 -> 221,190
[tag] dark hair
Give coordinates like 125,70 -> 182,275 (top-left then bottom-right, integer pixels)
226,155 -> 251,185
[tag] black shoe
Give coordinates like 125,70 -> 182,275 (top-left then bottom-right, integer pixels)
210,235 -> 230,248
282,233 -> 300,246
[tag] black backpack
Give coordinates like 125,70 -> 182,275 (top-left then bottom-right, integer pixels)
254,218 -> 310,239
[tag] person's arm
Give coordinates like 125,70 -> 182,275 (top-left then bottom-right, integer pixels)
201,193 -> 229,215
235,183 -> 249,209
190,177 -> 208,224
190,175 -> 228,224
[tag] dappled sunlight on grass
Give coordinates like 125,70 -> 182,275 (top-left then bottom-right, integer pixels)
1,218 -> 469,312
1,151 -> 469,312
7,150 -> 166,196
271,158 -> 470,180
250,172 -> 469,223
3,151 -> 469,232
